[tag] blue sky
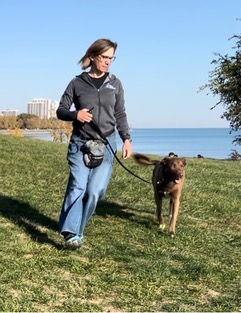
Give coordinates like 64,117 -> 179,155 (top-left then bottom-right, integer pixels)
0,0 -> 240,128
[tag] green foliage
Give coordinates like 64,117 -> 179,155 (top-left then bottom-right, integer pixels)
0,134 -> 240,312
200,34 -> 241,145
50,121 -> 72,143
0,116 -> 19,129
0,115 -> 72,137
17,113 -> 38,119
228,149 -> 241,160
17,113 -> 39,129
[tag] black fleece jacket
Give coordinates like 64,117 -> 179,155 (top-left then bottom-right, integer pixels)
56,72 -> 131,142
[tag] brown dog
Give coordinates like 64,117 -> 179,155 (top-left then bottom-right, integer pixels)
133,153 -> 186,237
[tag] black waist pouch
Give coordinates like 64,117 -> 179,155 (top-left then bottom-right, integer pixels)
83,140 -> 106,168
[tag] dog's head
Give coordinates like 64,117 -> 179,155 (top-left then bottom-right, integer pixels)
161,157 -> 186,184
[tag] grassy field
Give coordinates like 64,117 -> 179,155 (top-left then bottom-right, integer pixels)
0,134 -> 240,312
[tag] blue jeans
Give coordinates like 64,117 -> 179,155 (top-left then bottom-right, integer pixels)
58,133 -> 117,238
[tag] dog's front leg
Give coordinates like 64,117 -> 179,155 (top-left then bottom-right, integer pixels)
169,198 -> 180,237
155,192 -> 165,230
169,199 -> 174,218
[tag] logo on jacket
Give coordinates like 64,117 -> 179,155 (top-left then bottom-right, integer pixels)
105,83 -> 116,90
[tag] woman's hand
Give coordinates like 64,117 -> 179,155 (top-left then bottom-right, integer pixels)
122,139 -> 132,159
77,109 -> 93,123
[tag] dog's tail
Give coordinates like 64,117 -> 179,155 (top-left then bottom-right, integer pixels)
133,153 -> 159,166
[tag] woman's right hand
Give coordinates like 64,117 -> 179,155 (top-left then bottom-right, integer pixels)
77,109 -> 93,123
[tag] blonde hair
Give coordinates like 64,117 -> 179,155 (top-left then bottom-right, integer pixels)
79,38 -> 118,70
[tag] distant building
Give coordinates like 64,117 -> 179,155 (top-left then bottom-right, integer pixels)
27,98 -> 59,119
0,109 -> 18,117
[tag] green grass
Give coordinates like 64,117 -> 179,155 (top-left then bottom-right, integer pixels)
0,134 -> 240,312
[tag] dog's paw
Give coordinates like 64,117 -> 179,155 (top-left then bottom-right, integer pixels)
159,224 -> 166,231
169,231 -> 175,238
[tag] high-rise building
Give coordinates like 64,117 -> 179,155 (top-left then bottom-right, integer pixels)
27,98 -> 59,119
0,109 -> 19,117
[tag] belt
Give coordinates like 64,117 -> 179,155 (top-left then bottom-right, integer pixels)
72,129 -> 115,140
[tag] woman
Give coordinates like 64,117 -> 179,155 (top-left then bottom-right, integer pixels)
56,38 -> 132,250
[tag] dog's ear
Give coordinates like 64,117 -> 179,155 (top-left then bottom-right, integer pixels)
181,158 -> 186,166
160,157 -> 168,165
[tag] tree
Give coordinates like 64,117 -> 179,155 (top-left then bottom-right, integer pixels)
228,149 -> 241,160
50,120 -> 72,143
17,113 -> 39,129
0,116 -> 18,129
199,34 -> 241,146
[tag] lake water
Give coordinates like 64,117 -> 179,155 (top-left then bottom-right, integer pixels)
24,128 -> 241,159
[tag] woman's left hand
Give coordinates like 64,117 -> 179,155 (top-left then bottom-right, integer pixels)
122,139 -> 132,159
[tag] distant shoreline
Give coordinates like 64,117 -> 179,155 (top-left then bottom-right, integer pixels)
1,128 -> 240,159
22,129 -> 51,135
0,129 -> 51,135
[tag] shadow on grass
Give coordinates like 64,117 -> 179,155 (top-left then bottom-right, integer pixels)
95,201 -> 154,229
0,194 -> 62,249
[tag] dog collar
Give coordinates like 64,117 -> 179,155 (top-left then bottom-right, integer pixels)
157,181 -> 170,197
159,190 -> 169,196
